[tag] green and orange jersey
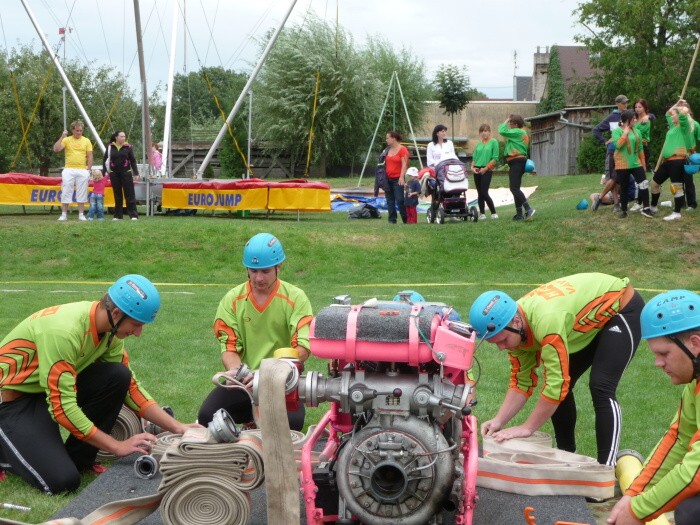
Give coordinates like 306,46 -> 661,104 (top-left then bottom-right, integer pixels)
661,112 -> 692,159
0,301 -> 155,441
214,279 -> 312,370
612,126 -> 643,170
626,380 -> 700,521
472,138 -> 500,171
497,123 -> 530,159
508,273 -> 631,404
634,119 -> 651,145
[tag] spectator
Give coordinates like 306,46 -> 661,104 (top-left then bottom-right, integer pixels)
87,169 -> 108,221
52,120 -> 93,222
0,275 -> 201,493
498,114 -> 535,220
426,124 -> 458,168
383,130 -> 409,224
150,143 -> 162,177
103,131 -> 140,221
404,166 -> 422,224
471,123 -> 499,220
592,95 -> 629,210
606,290 -> 700,525
469,273 -> 643,466
197,233 -> 312,431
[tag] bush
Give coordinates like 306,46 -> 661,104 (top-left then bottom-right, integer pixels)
577,135 -> 605,174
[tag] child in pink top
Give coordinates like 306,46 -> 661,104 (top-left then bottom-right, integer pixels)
87,169 -> 109,220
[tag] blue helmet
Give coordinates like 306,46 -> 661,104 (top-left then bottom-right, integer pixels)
684,164 -> 700,175
576,198 -> 589,210
393,290 -> 426,303
469,290 -> 518,338
525,159 -> 536,173
689,153 -> 700,165
108,275 -> 160,323
242,233 -> 286,269
641,290 -> 700,339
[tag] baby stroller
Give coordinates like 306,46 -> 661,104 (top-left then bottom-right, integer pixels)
424,158 -> 479,224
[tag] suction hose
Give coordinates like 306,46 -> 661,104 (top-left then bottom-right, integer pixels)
615,450 -> 670,525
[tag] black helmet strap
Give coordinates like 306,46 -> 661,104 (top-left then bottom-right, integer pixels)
669,335 -> 700,379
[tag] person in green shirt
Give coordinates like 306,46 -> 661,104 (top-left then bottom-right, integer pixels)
607,290 -> 700,525
0,275 -> 201,493
197,233 -> 313,431
469,273 -> 644,466
498,114 -> 535,221
610,109 -> 651,218
471,123 -> 500,220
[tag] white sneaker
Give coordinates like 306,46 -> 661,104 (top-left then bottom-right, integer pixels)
57,214 -> 67,222
87,217 -> 94,221
131,217 -> 138,221
112,218 -> 122,221
78,214 -> 87,221
663,212 -> 682,221
478,214 -> 486,220
649,206 -> 658,213
629,203 -> 643,212
660,201 -> 672,208
491,213 -> 499,219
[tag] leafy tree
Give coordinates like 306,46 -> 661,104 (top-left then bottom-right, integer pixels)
433,64 -> 472,141
573,0 -> 700,153
254,15 -> 430,177
0,45 -> 140,175
538,46 -> 566,114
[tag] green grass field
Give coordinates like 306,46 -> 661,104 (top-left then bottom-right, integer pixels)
0,172 -> 698,521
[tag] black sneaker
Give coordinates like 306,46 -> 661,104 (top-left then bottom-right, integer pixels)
525,208 -> 536,220
617,211 -> 628,219
512,214 -> 524,221
641,207 -> 655,218
591,195 -> 601,212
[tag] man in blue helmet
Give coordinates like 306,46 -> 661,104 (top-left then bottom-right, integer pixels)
198,233 -> 312,431
468,273 -> 644,466
608,290 -> 700,525
0,274 -> 200,494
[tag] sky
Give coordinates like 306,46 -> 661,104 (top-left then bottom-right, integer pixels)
1,0 -> 584,100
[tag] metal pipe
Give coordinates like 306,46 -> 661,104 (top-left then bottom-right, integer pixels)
247,90 -> 253,178
160,0 -> 179,177
20,0 -> 105,153
196,0 -> 299,179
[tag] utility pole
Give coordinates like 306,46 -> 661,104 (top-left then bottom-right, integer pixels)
133,0 -> 153,170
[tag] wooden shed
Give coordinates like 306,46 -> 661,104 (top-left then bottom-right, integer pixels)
526,105 -> 613,176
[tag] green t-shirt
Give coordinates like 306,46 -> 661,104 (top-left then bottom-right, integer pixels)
627,380 -> 700,521
214,279 -> 312,370
661,112 -> 692,159
0,301 -> 154,440
612,126 -> 643,170
497,123 -> 529,158
510,273 -> 631,404
472,138 -> 500,170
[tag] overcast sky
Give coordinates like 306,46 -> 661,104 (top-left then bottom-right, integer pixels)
2,0 -> 584,100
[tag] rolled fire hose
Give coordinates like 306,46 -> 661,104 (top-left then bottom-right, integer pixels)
615,450 -> 670,525
477,433 -> 616,500
96,405 -> 143,461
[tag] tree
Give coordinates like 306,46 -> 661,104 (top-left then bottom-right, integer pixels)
0,45 -> 140,175
433,65 -> 472,141
573,0 -> 700,154
537,46 -> 566,114
254,15 -> 430,177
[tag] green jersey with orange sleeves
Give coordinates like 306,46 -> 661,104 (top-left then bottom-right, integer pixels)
214,279 -> 312,370
509,273 -> 631,404
497,122 -> 529,158
661,112 -> 692,159
613,126 -> 643,170
634,119 -> 651,145
472,138 -> 500,171
0,301 -> 155,441
626,381 -> 700,522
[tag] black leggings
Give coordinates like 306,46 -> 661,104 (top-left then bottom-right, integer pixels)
507,157 -> 528,210
550,291 -> 644,466
675,495 -> 700,525
616,167 -> 648,211
473,169 -> 496,214
110,170 -> 138,219
0,362 -> 131,493
198,385 -> 305,431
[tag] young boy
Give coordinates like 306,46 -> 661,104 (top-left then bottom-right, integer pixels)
87,169 -> 109,221
404,167 -> 422,224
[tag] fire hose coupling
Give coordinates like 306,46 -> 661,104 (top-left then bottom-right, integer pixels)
208,408 -> 241,443
134,454 -> 159,480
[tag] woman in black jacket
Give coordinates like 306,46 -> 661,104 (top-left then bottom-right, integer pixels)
103,131 -> 139,220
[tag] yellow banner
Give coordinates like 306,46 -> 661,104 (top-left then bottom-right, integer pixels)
161,187 -> 269,210
0,182 -> 115,207
268,187 -> 331,211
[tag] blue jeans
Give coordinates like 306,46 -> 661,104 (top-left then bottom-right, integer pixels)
385,178 -> 407,223
87,193 -> 104,220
